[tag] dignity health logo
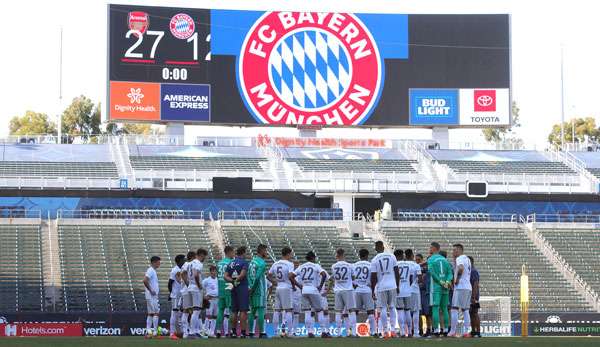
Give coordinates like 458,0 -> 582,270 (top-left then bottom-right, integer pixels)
238,12 -> 382,126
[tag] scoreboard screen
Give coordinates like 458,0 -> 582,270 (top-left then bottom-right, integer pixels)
108,5 -> 211,122
108,5 -> 511,127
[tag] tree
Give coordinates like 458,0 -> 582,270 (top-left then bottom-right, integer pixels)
104,122 -> 155,135
9,111 -> 57,135
547,117 -> 600,147
61,96 -> 101,136
482,101 -> 522,145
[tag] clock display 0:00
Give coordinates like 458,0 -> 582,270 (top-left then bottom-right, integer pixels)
162,68 -> 188,81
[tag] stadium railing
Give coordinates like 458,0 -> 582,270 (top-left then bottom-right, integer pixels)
526,213 -> 600,224
0,176 -> 122,190
218,210 -> 350,221
393,211 -> 520,223
57,209 -> 203,220
0,209 -> 41,219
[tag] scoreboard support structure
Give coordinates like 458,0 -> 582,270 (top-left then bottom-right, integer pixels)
432,127 -> 450,149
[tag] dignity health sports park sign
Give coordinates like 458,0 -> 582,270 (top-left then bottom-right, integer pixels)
108,5 -> 510,127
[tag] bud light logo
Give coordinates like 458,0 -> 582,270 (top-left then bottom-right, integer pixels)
409,89 -> 459,125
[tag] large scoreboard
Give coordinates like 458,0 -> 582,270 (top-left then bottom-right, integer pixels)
108,5 -> 511,127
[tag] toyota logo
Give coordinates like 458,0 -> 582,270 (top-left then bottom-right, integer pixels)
477,95 -> 494,107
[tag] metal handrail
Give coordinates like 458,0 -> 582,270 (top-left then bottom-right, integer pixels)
56,209 -> 203,220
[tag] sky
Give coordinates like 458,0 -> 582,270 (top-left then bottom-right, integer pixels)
0,0 -> 598,149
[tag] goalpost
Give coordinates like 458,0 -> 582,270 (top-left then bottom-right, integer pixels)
478,296 -> 512,336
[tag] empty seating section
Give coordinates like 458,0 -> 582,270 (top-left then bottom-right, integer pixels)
289,159 -> 417,173
537,228 -> 600,294
0,224 -> 44,312
0,161 -> 118,178
57,223 -> 218,312
438,160 -> 575,176
381,226 -> 590,312
130,156 -> 265,172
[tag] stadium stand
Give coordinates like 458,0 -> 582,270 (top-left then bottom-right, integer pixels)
0,221 -> 44,312
430,150 -> 576,175
536,226 -> 600,296
0,144 -> 118,178
288,158 -> 417,173
380,222 -> 592,313
57,220 -> 218,312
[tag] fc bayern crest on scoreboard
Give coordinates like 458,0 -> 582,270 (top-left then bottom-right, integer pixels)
237,12 -> 383,126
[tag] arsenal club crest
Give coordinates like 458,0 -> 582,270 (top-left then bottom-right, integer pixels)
128,11 -> 149,37
238,12 -> 383,126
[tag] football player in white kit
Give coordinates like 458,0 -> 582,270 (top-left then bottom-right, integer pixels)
267,246 -> 296,337
319,272 -> 331,336
353,248 -> 377,337
202,265 -> 219,337
143,256 -> 161,338
168,254 -> 186,339
405,249 -> 423,337
331,248 -> 357,337
182,249 -> 208,338
394,249 -> 412,337
370,241 -> 399,339
180,251 -> 195,338
290,251 -> 330,338
449,244 -> 472,338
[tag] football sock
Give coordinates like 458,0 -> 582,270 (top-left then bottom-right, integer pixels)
348,312 -> 357,336
152,315 -> 159,331
335,313 -> 343,332
284,312 -> 293,335
405,310 -> 412,335
389,307 -> 397,333
380,307 -> 388,334
368,314 -> 376,335
170,311 -> 178,334
397,309 -> 404,334
191,310 -> 200,334
463,310 -> 471,333
450,309 -> 459,334
412,311 -> 420,336
146,316 -> 152,332
273,311 -> 280,333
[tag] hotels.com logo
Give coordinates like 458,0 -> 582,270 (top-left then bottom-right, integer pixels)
4,324 -> 16,336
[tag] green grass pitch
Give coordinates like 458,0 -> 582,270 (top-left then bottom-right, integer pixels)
1,337 -> 600,347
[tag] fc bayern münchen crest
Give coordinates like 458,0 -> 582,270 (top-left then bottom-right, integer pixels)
169,13 -> 195,40
238,12 -> 382,126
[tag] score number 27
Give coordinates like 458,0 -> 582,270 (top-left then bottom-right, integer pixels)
124,30 -> 211,61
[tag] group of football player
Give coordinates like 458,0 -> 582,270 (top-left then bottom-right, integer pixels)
142,240 -> 481,339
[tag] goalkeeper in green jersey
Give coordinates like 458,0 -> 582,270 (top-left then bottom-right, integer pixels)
248,244 -> 270,338
215,246 -> 235,338
427,242 -> 453,336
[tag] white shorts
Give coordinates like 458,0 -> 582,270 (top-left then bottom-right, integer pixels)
334,290 -> 356,311
409,293 -> 421,312
396,296 -> 410,310
183,290 -> 203,309
302,293 -> 323,311
205,298 -> 218,317
171,296 -> 182,311
274,287 -> 293,310
452,289 -> 472,310
292,295 -> 302,314
355,292 -> 375,311
147,297 -> 160,314
376,289 -> 396,308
